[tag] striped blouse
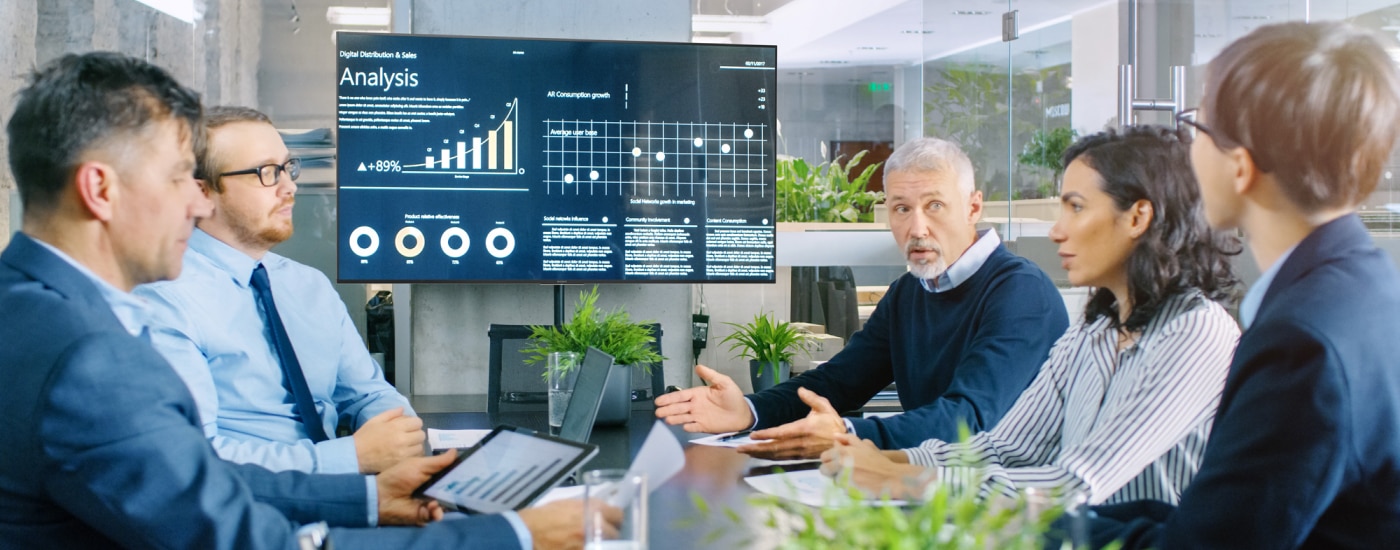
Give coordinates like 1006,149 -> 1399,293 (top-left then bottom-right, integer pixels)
904,289 -> 1240,505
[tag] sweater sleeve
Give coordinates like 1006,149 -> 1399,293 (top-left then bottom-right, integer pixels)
746,279 -> 899,429
849,268 -> 1069,449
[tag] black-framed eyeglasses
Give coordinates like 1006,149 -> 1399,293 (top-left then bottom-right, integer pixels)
217,157 -> 301,187
1174,108 -> 1216,142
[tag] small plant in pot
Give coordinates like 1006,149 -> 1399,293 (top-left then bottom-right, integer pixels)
721,313 -> 813,392
522,286 -> 664,425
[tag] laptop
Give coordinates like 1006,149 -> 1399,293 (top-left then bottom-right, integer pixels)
557,346 -> 616,444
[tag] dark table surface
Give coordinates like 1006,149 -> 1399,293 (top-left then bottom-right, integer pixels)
420,405 -> 788,549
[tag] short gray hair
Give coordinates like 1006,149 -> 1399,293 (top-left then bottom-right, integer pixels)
883,137 -> 975,195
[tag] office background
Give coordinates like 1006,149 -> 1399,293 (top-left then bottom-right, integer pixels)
4,0 -> 1399,404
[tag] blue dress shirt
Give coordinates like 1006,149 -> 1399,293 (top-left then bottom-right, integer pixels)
136,229 -> 413,474
1238,245 -> 1295,329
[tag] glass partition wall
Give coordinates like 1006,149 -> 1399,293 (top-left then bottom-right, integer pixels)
758,0 -> 1400,340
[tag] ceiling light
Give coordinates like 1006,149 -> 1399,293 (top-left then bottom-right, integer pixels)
1233,15 -> 1270,20
901,29 -> 934,34
326,6 -> 391,27
819,60 -> 849,65
855,46 -> 889,51
692,14 -> 769,34
952,10 -> 991,16
131,0 -> 196,23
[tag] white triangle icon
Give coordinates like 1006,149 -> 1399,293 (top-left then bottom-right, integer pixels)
357,162 -> 367,171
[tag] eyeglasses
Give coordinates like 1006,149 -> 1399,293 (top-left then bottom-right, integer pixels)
218,157 -> 301,187
1174,108 -> 1216,142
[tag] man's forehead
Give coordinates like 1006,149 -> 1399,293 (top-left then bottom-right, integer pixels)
886,171 -> 958,195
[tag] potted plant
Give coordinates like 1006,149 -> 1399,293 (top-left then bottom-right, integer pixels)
523,286 -> 664,425
720,313 -> 813,392
776,151 -> 885,223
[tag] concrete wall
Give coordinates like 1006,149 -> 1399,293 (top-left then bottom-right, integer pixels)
402,0 -> 705,396
0,0 -> 261,248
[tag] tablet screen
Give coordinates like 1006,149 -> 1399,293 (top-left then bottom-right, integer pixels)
418,426 -> 597,514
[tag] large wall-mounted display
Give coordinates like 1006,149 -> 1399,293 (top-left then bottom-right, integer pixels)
335,33 -> 777,283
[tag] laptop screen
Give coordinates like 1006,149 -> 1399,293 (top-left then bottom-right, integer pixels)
557,347 -> 615,443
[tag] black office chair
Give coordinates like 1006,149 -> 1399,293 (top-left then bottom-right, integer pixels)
487,323 -> 665,420
486,324 -> 546,419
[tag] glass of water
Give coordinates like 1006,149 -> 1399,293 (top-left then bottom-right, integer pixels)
583,469 -> 647,550
547,351 -> 581,434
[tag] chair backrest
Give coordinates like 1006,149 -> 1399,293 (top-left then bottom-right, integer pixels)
487,324 -> 545,418
632,323 -> 664,403
558,347 -> 616,443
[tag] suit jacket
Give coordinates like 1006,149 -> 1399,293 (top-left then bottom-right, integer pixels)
0,233 -> 518,549
1084,215 -> 1400,548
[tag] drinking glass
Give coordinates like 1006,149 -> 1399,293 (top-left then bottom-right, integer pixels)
547,351 -> 581,434
582,469 -> 647,550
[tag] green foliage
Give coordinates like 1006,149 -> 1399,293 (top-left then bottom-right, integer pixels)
776,151 -> 885,223
1018,127 -> 1077,197
695,423 -> 1113,549
720,313 -> 813,380
522,286 -> 665,376
1017,127 -> 1077,173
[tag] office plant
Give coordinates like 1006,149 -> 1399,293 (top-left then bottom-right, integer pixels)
522,286 -> 663,377
523,286 -> 664,424
776,151 -> 884,223
720,312 -> 813,392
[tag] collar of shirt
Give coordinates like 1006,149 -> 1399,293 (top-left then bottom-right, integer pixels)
30,236 -> 150,337
920,227 -> 1000,293
188,227 -> 264,287
1239,245 -> 1297,329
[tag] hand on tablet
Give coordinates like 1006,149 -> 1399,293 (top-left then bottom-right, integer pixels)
519,499 -> 619,550
376,450 -> 454,526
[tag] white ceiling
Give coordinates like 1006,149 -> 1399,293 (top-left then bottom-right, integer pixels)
695,0 -> 1400,70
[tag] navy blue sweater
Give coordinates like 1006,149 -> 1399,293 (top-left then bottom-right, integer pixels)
748,244 -> 1068,449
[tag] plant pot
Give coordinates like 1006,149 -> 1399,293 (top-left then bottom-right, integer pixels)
749,360 -> 790,393
595,363 -> 633,426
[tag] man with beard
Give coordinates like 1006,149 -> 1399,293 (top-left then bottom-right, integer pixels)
656,137 -> 1068,458
137,106 -> 421,476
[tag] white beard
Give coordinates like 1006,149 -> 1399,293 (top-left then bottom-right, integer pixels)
908,257 -> 948,280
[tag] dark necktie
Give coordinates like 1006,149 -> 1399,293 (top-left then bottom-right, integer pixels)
250,264 -> 330,442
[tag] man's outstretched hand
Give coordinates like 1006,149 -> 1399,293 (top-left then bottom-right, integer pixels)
654,365 -> 754,433
738,387 -> 847,460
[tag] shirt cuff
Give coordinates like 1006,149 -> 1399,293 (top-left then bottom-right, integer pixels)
502,510 -> 533,550
365,476 -> 379,527
842,418 -> 856,434
316,436 -> 361,474
744,398 -> 759,430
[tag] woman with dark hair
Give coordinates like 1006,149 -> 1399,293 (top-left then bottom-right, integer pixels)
819,125 -> 1241,506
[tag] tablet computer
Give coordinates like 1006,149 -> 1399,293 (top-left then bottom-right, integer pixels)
413,425 -> 598,514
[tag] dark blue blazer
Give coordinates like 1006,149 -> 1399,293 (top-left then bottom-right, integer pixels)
0,234 -> 518,549
1082,216 -> 1400,548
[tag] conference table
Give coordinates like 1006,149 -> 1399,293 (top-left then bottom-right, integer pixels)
417,399 -> 790,549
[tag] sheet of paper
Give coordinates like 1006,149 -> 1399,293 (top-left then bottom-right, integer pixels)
530,420 -> 685,508
744,469 -> 908,508
627,420 -> 686,491
532,484 -> 586,506
426,428 -> 491,450
690,431 -> 769,448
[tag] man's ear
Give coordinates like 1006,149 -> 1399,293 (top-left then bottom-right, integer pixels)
72,161 -> 117,222
966,189 -> 983,224
195,178 -> 213,198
